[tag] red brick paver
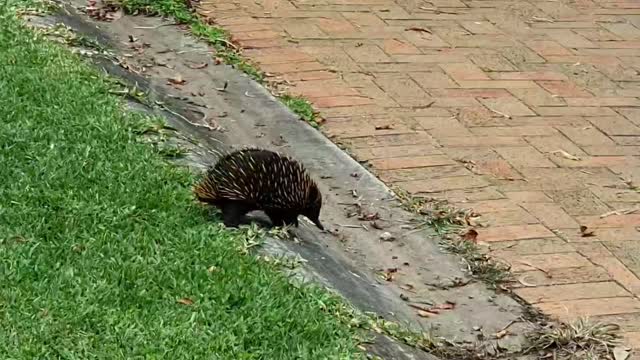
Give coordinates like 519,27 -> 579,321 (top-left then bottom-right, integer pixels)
198,0 -> 640,348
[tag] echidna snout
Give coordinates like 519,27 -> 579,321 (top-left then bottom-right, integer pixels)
302,204 -> 324,230
302,186 -> 324,230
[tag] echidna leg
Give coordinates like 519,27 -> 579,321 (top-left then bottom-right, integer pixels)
277,212 -> 300,227
284,215 -> 299,227
265,210 -> 286,227
220,201 -> 251,228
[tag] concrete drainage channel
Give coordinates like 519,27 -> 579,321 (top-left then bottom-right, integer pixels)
31,2 -> 537,358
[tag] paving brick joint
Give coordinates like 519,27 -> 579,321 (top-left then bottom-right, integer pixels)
197,0 -> 640,351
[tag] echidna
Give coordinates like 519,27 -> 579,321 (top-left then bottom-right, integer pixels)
194,148 -> 324,230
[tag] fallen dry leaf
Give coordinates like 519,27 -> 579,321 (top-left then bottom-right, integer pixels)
517,274 -> 537,287
379,232 -> 396,242
359,212 -> 380,221
520,260 -> 552,278
177,297 -> 194,305
417,309 -> 436,317
215,81 -> 229,92
461,229 -> 478,243
400,283 -> 415,292
580,225 -> 595,237
466,215 -> 483,227
552,149 -> 581,161
613,346 -> 630,360
154,58 -> 168,67
168,75 -> 186,85
384,267 -> 398,281
86,0 -> 123,22
110,8 -> 124,21
436,301 -> 456,310
405,27 -> 431,34
409,303 -> 433,312
214,57 -> 223,65
188,62 -> 208,69
409,301 -> 455,317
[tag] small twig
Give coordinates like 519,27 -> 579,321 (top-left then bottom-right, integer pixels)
418,6 -> 458,14
530,16 -> 554,23
401,226 -> 428,237
487,107 -> 511,118
159,104 -> 221,136
134,23 -> 177,29
599,207 -> 639,218
214,37 -> 238,50
338,224 -> 362,228
176,49 -> 212,55
519,261 -> 552,278
499,319 -> 519,333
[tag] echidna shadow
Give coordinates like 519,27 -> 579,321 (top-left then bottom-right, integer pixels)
194,148 -> 324,230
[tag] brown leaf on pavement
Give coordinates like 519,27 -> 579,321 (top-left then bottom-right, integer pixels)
437,301 -> 456,310
384,267 -> 398,281
168,75 -> 186,85
86,0 -> 123,22
405,27 -> 432,34
417,309 -> 436,317
580,225 -> 595,237
461,229 -> 478,243
400,283 -> 415,292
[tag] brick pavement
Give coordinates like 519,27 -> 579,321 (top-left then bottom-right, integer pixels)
197,0 -> 640,349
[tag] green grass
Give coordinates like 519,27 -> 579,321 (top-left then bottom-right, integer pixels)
0,7 -> 363,359
280,95 -> 319,127
116,0 -> 319,125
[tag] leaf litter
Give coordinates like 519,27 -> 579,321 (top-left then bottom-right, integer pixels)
85,0 -> 123,22
527,318 -> 621,360
409,301 -> 456,317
